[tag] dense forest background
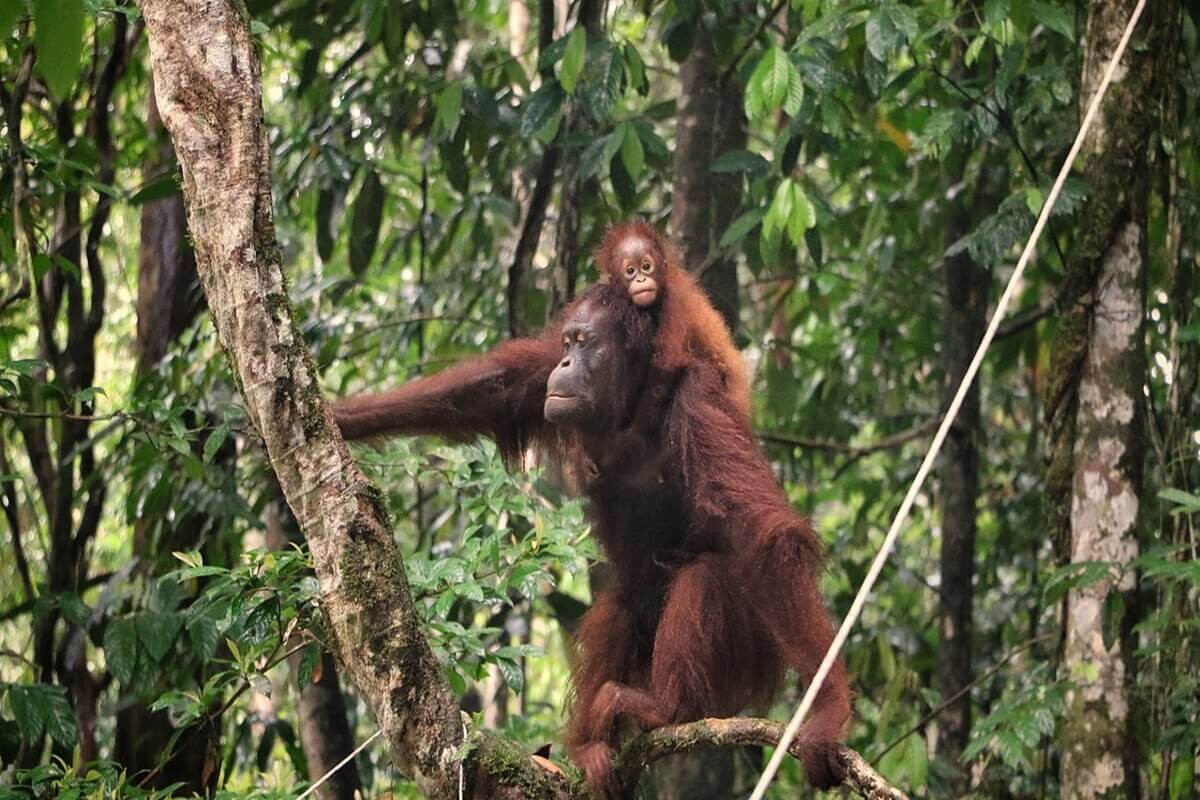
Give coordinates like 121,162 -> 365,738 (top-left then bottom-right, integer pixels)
0,0 -> 1197,797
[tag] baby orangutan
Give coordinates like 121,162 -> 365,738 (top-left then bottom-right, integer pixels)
596,220 -> 752,422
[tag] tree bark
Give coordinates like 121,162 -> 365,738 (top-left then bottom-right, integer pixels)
136,74 -> 202,373
933,14 -> 990,784
670,31 -> 746,333
1044,2 -> 1177,797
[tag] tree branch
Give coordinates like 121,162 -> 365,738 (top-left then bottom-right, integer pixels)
612,719 -> 908,800
759,417 -> 938,456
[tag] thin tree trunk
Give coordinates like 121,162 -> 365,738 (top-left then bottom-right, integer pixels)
116,73 -> 218,793
656,27 -> 747,799
550,0 -> 601,313
1044,3 -> 1177,797
933,15 -> 990,784
670,32 -> 745,332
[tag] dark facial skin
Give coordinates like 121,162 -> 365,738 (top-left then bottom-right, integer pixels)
612,234 -> 665,308
544,300 -> 624,429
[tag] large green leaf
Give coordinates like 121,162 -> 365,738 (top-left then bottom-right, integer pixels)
744,46 -> 798,120
348,170 -> 386,278
136,610 -> 183,663
581,40 -> 623,123
559,26 -> 586,94
104,616 -> 138,684
519,82 -> 565,139
32,0 -> 84,99
620,122 -> 644,179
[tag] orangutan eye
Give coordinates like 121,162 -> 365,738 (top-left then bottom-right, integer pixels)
624,265 -> 636,277
641,261 -> 654,273
575,332 -> 586,344
562,336 -> 571,350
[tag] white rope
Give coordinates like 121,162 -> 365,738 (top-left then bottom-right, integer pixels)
749,2 -> 1148,796
297,728 -> 382,800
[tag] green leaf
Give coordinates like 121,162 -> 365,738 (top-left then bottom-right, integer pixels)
434,83 -> 462,137
519,82 -> 565,139
559,26 -> 586,94
787,188 -> 817,245
297,644 -> 321,689
129,174 -> 180,205
763,179 -> 796,242
783,57 -> 804,117
1101,589 -> 1124,652
188,620 -> 220,665
580,40 -> 623,123
1025,187 -> 1044,216
136,611 -> 182,663
744,46 -> 792,120
885,4 -> 920,42
8,685 -> 46,740
1176,324 -> 1200,343
104,617 -> 138,684
1158,487 -> 1200,512
620,123 -> 644,179
202,424 -> 229,463
494,656 -> 524,695
609,150 -> 636,210
57,592 -> 89,627
623,43 -> 646,94
719,209 -> 767,249
865,8 -> 902,62
41,686 -> 76,748
32,0 -> 85,99
348,170 -> 386,278
710,149 -> 770,175
1033,2 -> 1074,40
805,227 -> 823,268
985,0 -> 1011,25
1169,755 -> 1195,800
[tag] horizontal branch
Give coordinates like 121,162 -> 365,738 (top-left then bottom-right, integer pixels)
612,718 -> 908,800
759,418 -> 938,456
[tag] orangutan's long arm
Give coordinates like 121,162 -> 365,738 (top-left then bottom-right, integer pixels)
332,334 -> 562,460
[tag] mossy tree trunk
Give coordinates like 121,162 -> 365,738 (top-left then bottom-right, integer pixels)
1043,2 -> 1178,797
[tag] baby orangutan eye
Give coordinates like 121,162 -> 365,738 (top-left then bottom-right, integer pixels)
624,265 -> 636,277
641,261 -> 653,272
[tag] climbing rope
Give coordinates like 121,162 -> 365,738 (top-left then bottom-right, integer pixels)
749,1 -> 1149,796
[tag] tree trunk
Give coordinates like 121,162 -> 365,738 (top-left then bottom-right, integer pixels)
656,27 -> 747,799
933,16 -> 990,784
1044,3 -> 1177,797
670,31 -> 745,333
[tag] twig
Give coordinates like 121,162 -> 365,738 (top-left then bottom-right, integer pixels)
721,0 -> 790,86
871,634 -> 1052,763
759,417 -> 938,456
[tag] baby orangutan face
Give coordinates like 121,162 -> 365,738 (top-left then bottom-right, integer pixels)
611,233 -> 665,308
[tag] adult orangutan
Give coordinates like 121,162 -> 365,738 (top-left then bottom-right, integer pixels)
332,284 -> 851,797
595,219 -> 751,421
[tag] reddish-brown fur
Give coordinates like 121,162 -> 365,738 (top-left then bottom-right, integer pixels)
332,283 -> 850,797
596,220 -> 752,421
